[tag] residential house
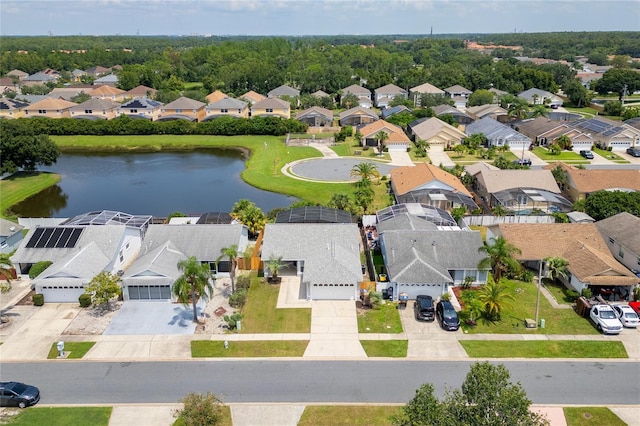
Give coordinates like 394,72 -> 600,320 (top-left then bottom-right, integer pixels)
48,86 -> 92,101
203,97 -> 249,120
390,162 -> 478,211
625,117 -> 640,132
576,72 -> 602,88
407,117 -> 466,152
341,84 -> 372,108
0,218 -> 24,254
311,90 -> 332,100
518,88 -> 563,107
514,117 -> 594,152
466,104 -> 509,123
596,213 -> 640,276
121,223 -> 248,300
546,163 -> 640,202
260,223 -> 362,300
6,69 -> 28,81
377,211 -> 488,300
116,98 -> 163,121
295,106 -> 334,127
93,74 -> 119,87
123,85 -> 157,100
489,223 -> 638,299
444,85 -> 472,98
250,97 -> 290,119
374,84 -> 407,108
0,77 -> 19,95
205,90 -> 228,104
358,120 -> 411,152
489,87 -> 509,101
274,206 -> 354,224
338,106 -> 378,126
70,69 -> 87,82
0,97 -> 28,119
432,105 -> 474,127
23,98 -> 77,118
468,166 -> 571,213
20,72 -> 58,87
69,98 -> 120,120
89,85 -> 127,102
84,66 -> 111,78
239,90 -> 266,105
11,211 -> 152,302
409,82 -> 445,106
466,116 -> 532,150
381,105 -> 411,120
267,84 -> 300,99
158,97 -> 206,122
565,117 -> 640,151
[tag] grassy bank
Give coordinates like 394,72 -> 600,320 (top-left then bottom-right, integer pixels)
191,340 -> 308,357
460,340 -> 628,358
0,171 -> 61,219
4,407 -> 112,426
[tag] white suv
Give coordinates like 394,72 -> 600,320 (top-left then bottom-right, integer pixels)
589,304 -> 623,334
612,304 -> 639,328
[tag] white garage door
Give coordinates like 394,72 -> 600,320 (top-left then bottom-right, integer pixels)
310,283 -> 357,300
396,283 -> 443,300
387,143 -> 408,152
128,285 -> 172,300
38,286 -> 85,303
572,142 -> 592,151
508,141 -> 529,149
429,144 -> 445,153
609,141 -> 631,151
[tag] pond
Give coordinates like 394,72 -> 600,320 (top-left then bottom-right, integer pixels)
11,150 -> 296,218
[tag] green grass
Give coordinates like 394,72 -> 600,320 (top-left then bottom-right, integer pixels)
5,407 -> 111,426
563,407 -> 626,426
240,276 -> 311,333
532,147 -> 585,161
360,340 -> 408,357
563,107 -> 599,118
592,147 -> 628,163
298,405 -> 401,426
357,303 -> 403,333
191,340 -> 308,357
461,279 -> 599,335
543,282 -> 576,305
46,341 -> 95,359
447,151 -> 518,163
173,406 -> 232,426
460,340 -> 628,358
0,171 -> 61,218
183,82 -> 204,90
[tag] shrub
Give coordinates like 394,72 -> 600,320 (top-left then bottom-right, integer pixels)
581,288 -> 593,299
228,289 -> 247,309
32,293 -> 44,306
520,269 -> 535,283
368,291 -> 382,309
173,392 -> 225,426
0,282 -> 11,293
567,290 -> 580,302
440,293 -> 451,302
462,276 -> 475,289
79,293 -> 92,308
223,313 -> 243,330
29,261 -> 52,279
235,274 -> 251,290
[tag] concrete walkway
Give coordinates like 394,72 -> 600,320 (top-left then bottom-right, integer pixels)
306,141 -> 339,158
427,150 -> 456,167
387,150 -> 414,166
304,300 -> 367,358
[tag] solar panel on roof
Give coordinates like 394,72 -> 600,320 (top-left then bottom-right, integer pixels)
25,228 -> 45,248
55,228 -> 74,248
45,228 -> 64,248
66,228 -> 83,247
35,228 -> 53,248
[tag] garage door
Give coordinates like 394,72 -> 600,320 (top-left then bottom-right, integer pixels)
128,285 -> 171,300
387,143 -> 408,152
310,283 -> 357,300
609,141 -> 631,151
429,144 -> 445,153
396,283 -> 443,300
38,286 -> 85,303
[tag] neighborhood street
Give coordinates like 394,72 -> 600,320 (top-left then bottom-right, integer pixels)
3,360 -> 639,406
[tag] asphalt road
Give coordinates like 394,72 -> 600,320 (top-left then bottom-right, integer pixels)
3,360 -> 639,405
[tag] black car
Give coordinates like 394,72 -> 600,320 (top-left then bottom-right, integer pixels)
580,150 -> 594,159
0,382 -> 40,408
436,300 -> 460,331
626,147 -> 640,157
414,295 -> 435,321
513,158 -> 532,166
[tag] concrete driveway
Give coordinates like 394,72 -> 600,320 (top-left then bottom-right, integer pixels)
103,300 -> 205,335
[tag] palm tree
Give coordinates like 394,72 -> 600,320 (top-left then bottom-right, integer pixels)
375,131 -> 388,155
544,257 -> 569,284
477,280 -> 515,320
554,135 -> 571,150
529,104 -> 548,118
217,245 -> 239,294
350,162 -> 380,181
478,237 -> 522,284
172,256 -> 214,323
265,254 -> 286,283
0,253 -> 13,292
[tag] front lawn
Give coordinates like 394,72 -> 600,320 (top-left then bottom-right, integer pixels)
47,341 -> 95,359
532,147 -> 584,161
544,282 -> 576,305
563,407 -> 626,426
460,340 -> 628,358
298,406 -> 401,426
0,171 -> 61,219
240,276 -> 311,333
191,340 -> 308,357
592,147 -> 628,163
360,340 -> 408,357
447,151 -> 518,163
357,303 -> 403,333
460,279 -> 598,335
5,407 -> 111,426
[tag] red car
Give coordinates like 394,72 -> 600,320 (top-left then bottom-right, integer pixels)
629,301 -> 640,315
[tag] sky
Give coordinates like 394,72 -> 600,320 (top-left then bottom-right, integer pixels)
0,0 -> 638,36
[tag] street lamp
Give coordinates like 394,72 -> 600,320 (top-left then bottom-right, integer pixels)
535,260 -> 548,326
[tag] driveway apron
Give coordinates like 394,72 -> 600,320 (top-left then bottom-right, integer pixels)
303,301 -> 366,358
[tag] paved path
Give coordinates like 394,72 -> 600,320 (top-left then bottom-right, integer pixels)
427,150 -> 456,167
387,150 -> 414,166
304,300 -> 367,358
510,148 -> 548,166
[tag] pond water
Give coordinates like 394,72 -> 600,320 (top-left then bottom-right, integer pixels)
11,150 -> 295,218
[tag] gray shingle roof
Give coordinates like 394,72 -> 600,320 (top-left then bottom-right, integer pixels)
207,97 -> 248,109
466,117 -> 531,144
267,84 -> 300,97
596,212 -> 640,255
122,241 -> 185,286
163,97 -> 206,110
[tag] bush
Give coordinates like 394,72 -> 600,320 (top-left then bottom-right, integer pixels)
79,293 -> 92,308
0,282 -> 11,293
173,392 -> 225,426
567,290 -> 580,302
32,293 -> 44,306
235,274 -> 251,290
440,293 -> 451,302
29,261 -> 52,279
581,288 -> 593,299
223,313 -> 243,330
229,289 -> 247,309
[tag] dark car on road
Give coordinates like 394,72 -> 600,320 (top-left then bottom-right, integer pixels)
436,300 -> 460,331
580,150 -> 594,159
0,382 -> 40,408
414,295 -> 435,321
513,158 -> 532,166
627,147 -> 640,157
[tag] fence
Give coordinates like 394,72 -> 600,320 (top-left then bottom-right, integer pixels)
462,215 -> 556,227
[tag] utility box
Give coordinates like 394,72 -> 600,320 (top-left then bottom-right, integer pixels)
524,318 -> 537,328
539,319 -> 545,328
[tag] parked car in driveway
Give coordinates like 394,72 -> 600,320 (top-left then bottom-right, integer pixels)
589,304 -> 623,334
612,304 -> 639,328
580,150 -> 594,159
626,147 -> 640,157
414,295 -> 435,321
0,382 -> 40,408
513,158 -> 532,166
436,300 -> 460,331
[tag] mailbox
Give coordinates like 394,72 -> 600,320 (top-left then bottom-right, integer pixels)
57,341 -> 65,357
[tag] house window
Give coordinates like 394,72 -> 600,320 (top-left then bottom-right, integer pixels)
237,109 -> 241,114
221,109 -> 228,113
176,109 -> 182,113
609,237 -> 615,244
84,109 -> 92,114
130,109 -> 138,113
38,110 -> 46,114
266,108 -> 273,113
637,257 -> 640,266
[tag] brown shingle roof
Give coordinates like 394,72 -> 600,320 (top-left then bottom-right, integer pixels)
124,85 -> 157,97
89,85 -> 125,96
477,170 -> 560,194
391,162 -> 471,196
239,91 -> 266,104
564,166 -> 640,193
24,98 -> 77,110
205,90 -> 227,103
358,120 -> 410,143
